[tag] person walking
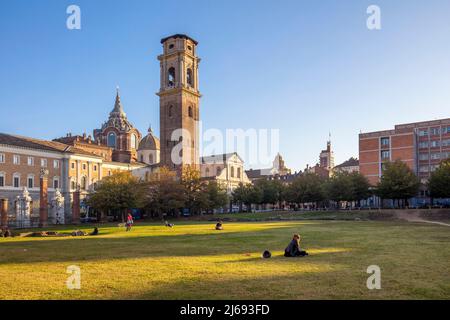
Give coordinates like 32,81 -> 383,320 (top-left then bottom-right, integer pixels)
125,213 -> 134,232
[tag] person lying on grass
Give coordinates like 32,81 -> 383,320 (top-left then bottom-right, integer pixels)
284,234 -> 308,257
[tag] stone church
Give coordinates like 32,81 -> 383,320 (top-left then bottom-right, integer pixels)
0,34 -> 250,226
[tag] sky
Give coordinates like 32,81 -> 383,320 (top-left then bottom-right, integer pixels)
1,0 -> 449,171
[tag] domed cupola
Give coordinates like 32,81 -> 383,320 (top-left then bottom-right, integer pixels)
93,88 -> 142,163
137,125 -> 160,165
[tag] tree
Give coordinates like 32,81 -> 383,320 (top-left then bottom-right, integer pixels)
325,172 -> 372,208
232,183 -> 262,212
181,165 -> 208,215
428,160 -> 450,199
86,171 -> 145,221
348,171 -> 372,206
204,181 -> 229,213
146,166 -> 185,217
325,172 -> 353,208
286,173 -> 325,208
254,179 -> 285,207
375,160 -> 420,208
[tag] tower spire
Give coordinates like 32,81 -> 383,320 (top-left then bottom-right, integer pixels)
110,86 -> 126,118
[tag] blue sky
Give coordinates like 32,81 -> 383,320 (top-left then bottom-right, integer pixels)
1,0 -> 449,171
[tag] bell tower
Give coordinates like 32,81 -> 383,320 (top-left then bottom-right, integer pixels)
157,34 -> 201,172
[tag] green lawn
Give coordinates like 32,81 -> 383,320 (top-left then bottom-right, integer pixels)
0,220 -> 449,299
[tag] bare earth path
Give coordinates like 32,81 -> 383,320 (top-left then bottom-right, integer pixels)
396,211 -> 450,227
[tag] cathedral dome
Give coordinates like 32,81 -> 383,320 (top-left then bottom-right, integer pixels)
138,126 -> 160,151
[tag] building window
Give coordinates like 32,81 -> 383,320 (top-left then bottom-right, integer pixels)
237,168 -> 241,178
53,160 -> 60,169
71,180 -> 76,190
230,166 -> 235,178
13,155 -> 20,165
419,165 -> 429,173
169,43 -> 174,49
71,162 -> 75,169
27,175 -> 34,189
0,173 -> 5,187
430,153 -> 441,160
41,159 -> 47,167
81,176 -> 87,190
205,168 -> 210,176
188,106 -> 193,118
168,105 -> 173,118
131,134 -> 137,149
187,68 -> 193,86
430,140 -> 440,148
430,128 -> 440,136
149,154 -> 154,164
216,167 -> 221,176
430,164 -> 439,172
419,153 -> 429,161
107,132 -> 117,148
168,67 -> 175,87
94,165 -> 97,172
53,177 -> 59,189
0,153 -> 4,163
13,174 -> 20,188
380,137 -> 389,146
27,157 -> 34,166
419,129 -> 428,137
381,150 -> 390,160
418,142 -> 429,149
83,163 -> 87,170
442,139 -> 450,147
140,155 -> 144,162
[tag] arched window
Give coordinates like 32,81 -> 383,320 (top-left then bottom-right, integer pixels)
188,106 -> 193,118
230,166 -> 235,178
187,68 -> 193,86
237,168 -> 241,179
149,154 -> 154,164
205,168 -> 210,176
130,134 -> 137,149
140,155 -> 144,162
216,167 -> 221,176
168,105 -> 173,118
107,132 -> 116,148
81,176 -> 87,190
168,67 -> 175,87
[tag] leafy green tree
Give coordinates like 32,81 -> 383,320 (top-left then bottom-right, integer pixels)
325,172 -> 353,207
428,160 -> 450,199
204,181 -> 229,213
375,160 -> 420,208
181,165 -> 208,215
286,173 -> 325,208
348,171 -> 372,206
232,183 -> 262,212
86,171 -> 145,221
254,179 -> 285,206
146,166 -> 185,217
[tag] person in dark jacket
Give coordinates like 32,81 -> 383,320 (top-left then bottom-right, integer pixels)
284,234 -> 308,257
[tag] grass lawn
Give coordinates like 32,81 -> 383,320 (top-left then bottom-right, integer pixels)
0,220 -> 449,300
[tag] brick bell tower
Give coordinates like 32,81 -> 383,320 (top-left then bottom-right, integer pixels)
157,34 -> 201,172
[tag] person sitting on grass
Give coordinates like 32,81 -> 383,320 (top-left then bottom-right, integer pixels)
90,227 -> 99,236
165,220 -> 174,228
284,234 -> 308,257
215,220 -> 223,230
